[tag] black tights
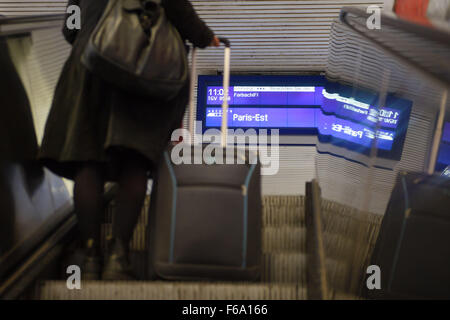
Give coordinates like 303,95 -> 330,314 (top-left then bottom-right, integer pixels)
73,152 -> 148,247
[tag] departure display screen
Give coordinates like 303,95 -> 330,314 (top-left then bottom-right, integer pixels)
206,86 -> 402,130
197,76 -> 412,160
205,107 -> 395,150
437,122 -> 450,171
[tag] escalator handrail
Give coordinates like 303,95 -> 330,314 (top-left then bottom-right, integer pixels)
305,180 -> 329,300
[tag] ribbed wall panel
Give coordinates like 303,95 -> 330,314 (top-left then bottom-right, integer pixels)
192,0 -> 384,72
261,146 -> 317,195
0,0 -> 67,16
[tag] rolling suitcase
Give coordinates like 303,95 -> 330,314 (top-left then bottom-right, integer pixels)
147,39 -> 262,281
365,171 -> 450,299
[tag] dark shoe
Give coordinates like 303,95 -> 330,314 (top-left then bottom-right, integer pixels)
102,238 -> 135,281
80,239 -> 101,280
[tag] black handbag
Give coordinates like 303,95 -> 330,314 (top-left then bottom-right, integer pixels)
81,0 -> 188,100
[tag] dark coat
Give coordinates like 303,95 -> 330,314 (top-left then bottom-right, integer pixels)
38,0 -> 214,180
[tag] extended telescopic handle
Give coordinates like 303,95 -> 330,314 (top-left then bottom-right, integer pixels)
188,38 -> 231,146
218,37 -> 231,148
218,37 -> 231,48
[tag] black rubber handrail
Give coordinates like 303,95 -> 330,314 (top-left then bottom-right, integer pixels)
305,180 -> 329,300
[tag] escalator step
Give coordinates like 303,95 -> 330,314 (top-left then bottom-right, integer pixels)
38,281 -> 307,300
262,252 -> 306,284
262,227 -> 306,253
322,202 -> 382,240
124,252 -> 308,283
263,196 -> 305,227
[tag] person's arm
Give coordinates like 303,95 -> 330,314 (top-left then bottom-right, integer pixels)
62,0 -> 81,45
162,0 -> 219,48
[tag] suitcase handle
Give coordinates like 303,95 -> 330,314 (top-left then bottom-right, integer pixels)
219,37 -> 231,147
188,38 -> 231,146
218,37 -> 231,48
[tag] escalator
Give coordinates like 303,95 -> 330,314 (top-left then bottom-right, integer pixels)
1,174 -> 381,300
0,11 -> 383,301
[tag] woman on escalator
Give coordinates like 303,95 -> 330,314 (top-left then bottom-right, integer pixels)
39,0 -> 220,280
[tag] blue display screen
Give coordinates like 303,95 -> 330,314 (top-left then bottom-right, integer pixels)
206,86 -> 319,106
197,75 -> 412,160
205,107 -> 394,150
442,122 -> 450,143
437,122 -> 450,171
206,86 -> 402,130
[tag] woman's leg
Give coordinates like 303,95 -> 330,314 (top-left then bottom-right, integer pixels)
113,152 -> 148,243
73,163 -> 105,245
103,150 -> 148,280
73,163 -> 105,279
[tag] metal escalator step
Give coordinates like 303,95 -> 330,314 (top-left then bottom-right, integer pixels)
263,195 -> 304,208
322,233 -> 358,260
321,202 -> 382,242
263,196 -> 305,228
324,257 -> 350,292
122,252 -> 308,284
261,252 -> 306,284
262,227 -> 306,253
261,252 -> 347,289
38,281 -> 307,300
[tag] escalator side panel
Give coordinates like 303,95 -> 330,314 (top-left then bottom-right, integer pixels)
0,163 -> 72,280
